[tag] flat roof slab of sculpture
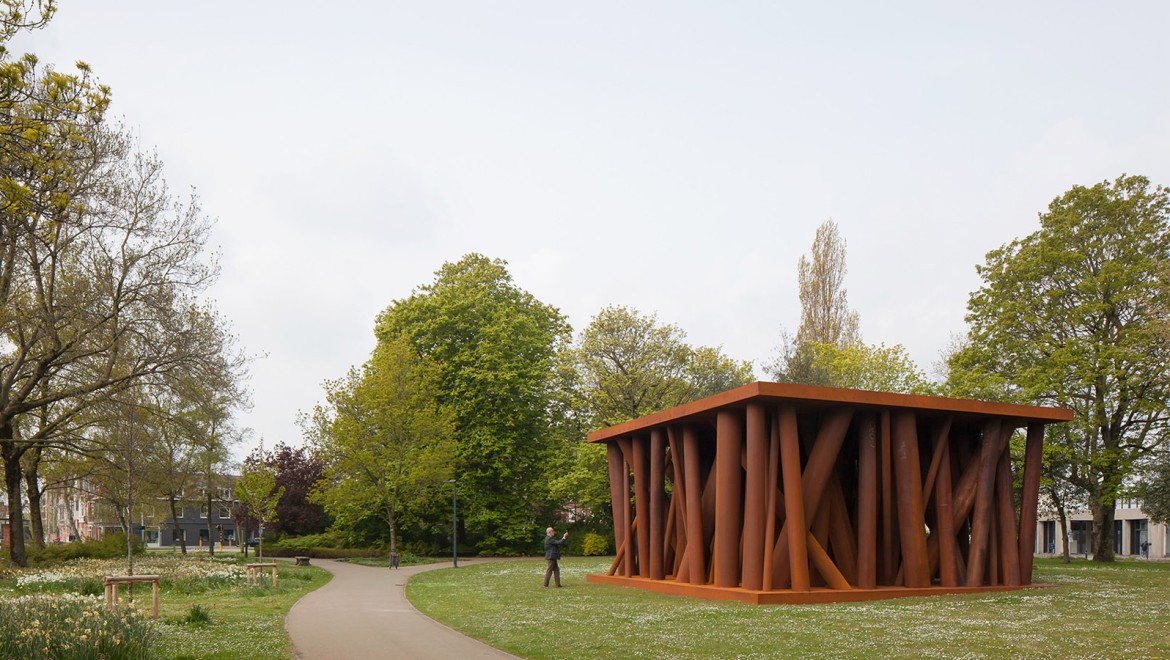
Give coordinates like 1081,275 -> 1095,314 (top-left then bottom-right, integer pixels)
586,382 -> 1073,604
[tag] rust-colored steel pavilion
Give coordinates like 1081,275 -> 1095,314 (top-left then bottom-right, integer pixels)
586,382 -> 1073,604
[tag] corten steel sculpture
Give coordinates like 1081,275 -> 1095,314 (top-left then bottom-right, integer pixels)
586,382 -> 1073,604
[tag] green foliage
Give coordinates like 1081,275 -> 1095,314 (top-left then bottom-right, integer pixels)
183,604 -> 211,626
805,341 -> 931,394
769,219 -> 861,384
949,174 -> 1170,560
1134,456 -> 1170,526
28,533 -> 144,566
581,531 -> 609,556
549,305 -> 754,525
375,254 -> 569,554
307,334 -> 456,555
234,463 -> 284,561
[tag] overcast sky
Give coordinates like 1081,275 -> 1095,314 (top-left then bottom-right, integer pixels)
13,2 -> 1170,456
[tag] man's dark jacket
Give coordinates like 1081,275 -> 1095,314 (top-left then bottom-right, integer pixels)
544,535 -> 565,560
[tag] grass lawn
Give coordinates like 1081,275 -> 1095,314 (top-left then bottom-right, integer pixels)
407,557 -> 1170,658
150,562 -> 330,659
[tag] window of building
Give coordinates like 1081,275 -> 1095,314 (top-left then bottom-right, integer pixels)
1129,519 -> 1149,557
199,504 -> 208,519
172,529 -> 186,543
218,505 -> 230,519
1041,521 -> 1056,554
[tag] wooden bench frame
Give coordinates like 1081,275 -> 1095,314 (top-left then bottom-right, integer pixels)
246,562 -> 278,587
294,556 -> 311,566
103,575 -> 160,619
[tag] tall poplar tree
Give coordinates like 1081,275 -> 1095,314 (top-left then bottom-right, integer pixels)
768,219 -> 861,384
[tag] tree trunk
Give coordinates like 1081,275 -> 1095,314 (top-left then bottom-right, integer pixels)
1057,502 -> 1071,564
388,508 -> 397,555
65,486 -> 82,541
23,448 -> 45,550
1091,497 -> 1116,562
2,441 -> 28,567
206,489 -> 215,557
169,495 -> 187,554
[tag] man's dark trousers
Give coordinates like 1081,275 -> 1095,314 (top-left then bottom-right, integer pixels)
544,559 -> 560,587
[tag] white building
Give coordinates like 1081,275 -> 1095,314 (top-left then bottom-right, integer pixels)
1036,499 -> 1166,559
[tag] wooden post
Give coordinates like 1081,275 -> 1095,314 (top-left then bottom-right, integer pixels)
715,410 -> 743,588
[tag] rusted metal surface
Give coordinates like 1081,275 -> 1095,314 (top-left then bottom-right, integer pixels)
589,381 -> 1072,604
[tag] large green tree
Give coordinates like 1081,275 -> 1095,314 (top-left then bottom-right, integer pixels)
375,254 -> 567,553
307,335 -> 455,555
952,174 -> 1170,562
550,305 -> 754,526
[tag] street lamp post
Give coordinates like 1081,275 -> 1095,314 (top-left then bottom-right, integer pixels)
443,478 -> 457,568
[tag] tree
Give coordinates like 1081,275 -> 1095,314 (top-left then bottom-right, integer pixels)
234,460 -> 282,562
0,3 -> 238,566
804,341 -> 930,394
1134,455 -> 1170,527
307,335 -> 455,555
244,442 -> 327,537
951,175 -> 1170,562
769,219 -> 861,384
375,254 -> 567,553
550,305 -> 754,526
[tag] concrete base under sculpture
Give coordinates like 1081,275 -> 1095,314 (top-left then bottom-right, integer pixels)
588,382 -> 1072,605
587,573 -> 1051,605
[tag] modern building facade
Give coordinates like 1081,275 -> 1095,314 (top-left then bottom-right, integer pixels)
1035,499 -> 1166,559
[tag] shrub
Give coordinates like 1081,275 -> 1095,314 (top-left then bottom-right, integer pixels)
582,532 -> 610,556
184,604 -> 212,626
30,533 -> 145,566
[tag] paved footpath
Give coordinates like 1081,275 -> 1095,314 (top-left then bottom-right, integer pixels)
285,558 -> 518,660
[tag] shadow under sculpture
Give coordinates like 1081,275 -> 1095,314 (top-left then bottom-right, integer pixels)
586,382 -> 1073,604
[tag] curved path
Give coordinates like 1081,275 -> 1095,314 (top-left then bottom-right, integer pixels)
286,558 -> 517,659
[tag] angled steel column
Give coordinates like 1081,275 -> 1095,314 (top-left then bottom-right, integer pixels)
995,446 -> 1021,586
779,406 -> 809,591
934,435 -> 959,587
967,419 -> 1002,586
649,429 -> 666,580
715,410 -> 743,588
632,434 -> 652,577
893,412 -> 930,587
1018,423 -> 1045,585
742,404 -> 767,590
856,413 -> 878,589
683,425 -> 706,584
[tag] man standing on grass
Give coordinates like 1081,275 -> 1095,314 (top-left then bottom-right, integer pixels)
544,527 -> 568,587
